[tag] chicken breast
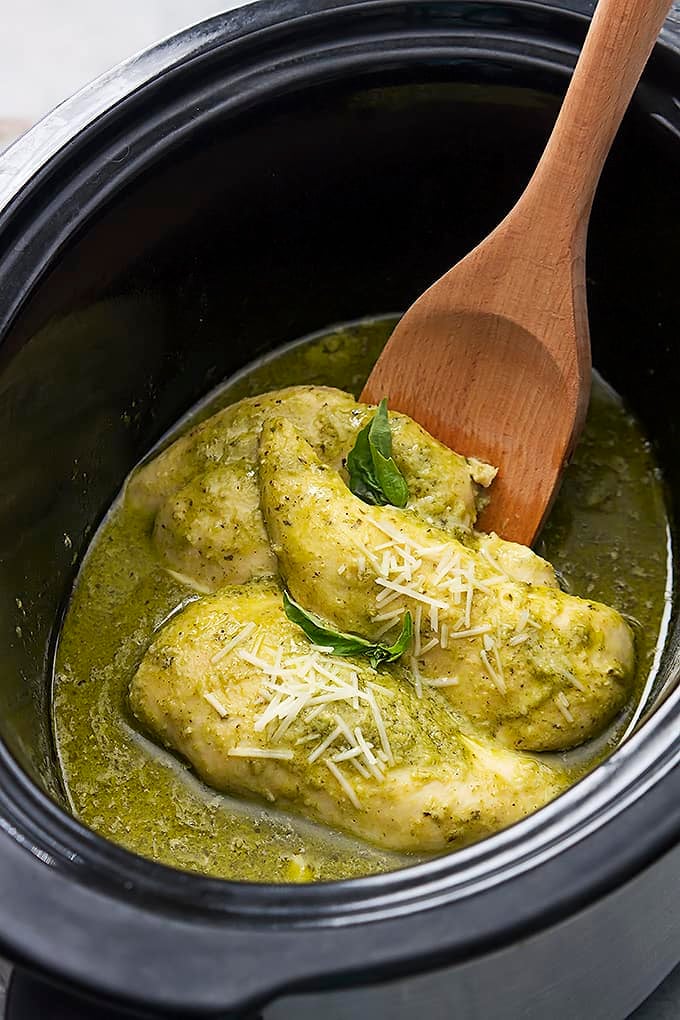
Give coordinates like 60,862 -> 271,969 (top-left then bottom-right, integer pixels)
126,386 -> 495,591
259,418 -> 635,752
152,462 -> 276,590
129,581 -> 565,854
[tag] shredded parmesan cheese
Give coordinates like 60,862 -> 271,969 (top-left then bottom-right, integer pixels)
165,569 -> 214,594
211,621 -> 256,664
229,746 -> 294,760
414,605 -> 423,655
480,648 -> 507,695
324,760 -> 361,809
420,637 -> 440,656
516,609 -> 530,632
449,624 -> 493,639
409,656 -> 423,699
364,687 -> 394,765
555,691 -> 575,723
203,691 -> 229,717
331,745 -> 364,762
558,668 -> 586,692
375,577 -> 448,609
508,632 -> 529,646
295,732 -> 321,745
367,681 -> 395,698
308,725 -> 343,764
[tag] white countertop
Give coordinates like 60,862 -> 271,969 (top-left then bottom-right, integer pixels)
0,0 -> 245,125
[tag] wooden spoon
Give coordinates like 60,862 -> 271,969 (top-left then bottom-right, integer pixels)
362,0 -> 672,545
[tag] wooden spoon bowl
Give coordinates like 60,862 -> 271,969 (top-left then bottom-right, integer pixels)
362,0 -> 673,545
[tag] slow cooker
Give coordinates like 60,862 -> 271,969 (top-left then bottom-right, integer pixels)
0,1 -> 678,1016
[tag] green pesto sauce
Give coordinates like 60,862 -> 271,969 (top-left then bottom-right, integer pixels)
53,317 -> 671,882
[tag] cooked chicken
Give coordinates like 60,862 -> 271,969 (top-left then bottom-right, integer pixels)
153,462 -> 276,590
259,418 -> 635,752
126,386 -> 495,592
129,581 -> 565,854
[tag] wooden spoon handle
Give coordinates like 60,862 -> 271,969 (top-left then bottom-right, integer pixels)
525,0 -> 672,231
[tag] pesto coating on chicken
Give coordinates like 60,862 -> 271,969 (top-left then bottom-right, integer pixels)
127,386 -> 495,592
258,418 -> 635,752
130,581 -> 565,853
127,383 -> 637,855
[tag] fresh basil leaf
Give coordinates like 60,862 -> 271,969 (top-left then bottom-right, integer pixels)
346,398 -> 408,508
352,478 -> 385,507
369,400 -> 409,508
346,421 -> 387,506
283,592 -> 413,667
283,591 -> 373,656
372,448 -> 409,508
368,613 -> 413,669
367,398 -> 393,460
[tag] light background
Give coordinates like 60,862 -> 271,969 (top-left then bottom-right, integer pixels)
1,0 -> 243,124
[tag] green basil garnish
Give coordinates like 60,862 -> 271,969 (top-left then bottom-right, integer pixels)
283,591 -> 412,669
346,398 -> 409,508
345,420 -> 382,505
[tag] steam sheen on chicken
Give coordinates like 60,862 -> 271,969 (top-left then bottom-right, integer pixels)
258,418 -> 635,752
127,386 -> 497,592
130,582 -> 565,853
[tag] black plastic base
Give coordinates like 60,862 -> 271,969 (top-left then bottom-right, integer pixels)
6,972 -> 149,1020
4,970 -> 268,1019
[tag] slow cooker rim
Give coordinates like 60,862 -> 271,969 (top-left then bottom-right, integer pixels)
2,0 -> 679,220
0,0 -> 678,1013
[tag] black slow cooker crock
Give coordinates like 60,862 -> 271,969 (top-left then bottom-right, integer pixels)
0,1 -> 679,1017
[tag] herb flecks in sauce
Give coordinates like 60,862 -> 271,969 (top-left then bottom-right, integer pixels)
53,317 -> 670,882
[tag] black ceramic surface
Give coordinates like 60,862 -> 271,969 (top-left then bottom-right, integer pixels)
0,1 -> 678,1016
